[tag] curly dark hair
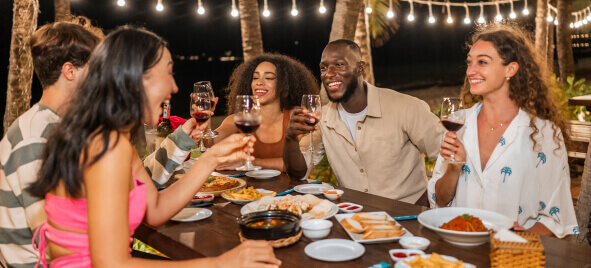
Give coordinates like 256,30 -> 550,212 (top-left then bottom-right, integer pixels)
225,53 -> 319,114
460,23 -> 568,151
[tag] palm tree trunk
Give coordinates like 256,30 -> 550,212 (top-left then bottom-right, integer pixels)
556,0 -> 574,82
238,0 -> 263,62
535,0 -> 548,61
329,0 -> 363,41
576,141 -> 591,244
54,0 -> 70,21
4,0 -> 39,134
547,16 -> 555,73
354,2 -> 374,85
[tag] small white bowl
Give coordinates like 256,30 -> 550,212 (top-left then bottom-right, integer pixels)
191,193 -> 214,204
399,236 -> 430,250
322,189 -> 344,201
300,219 -> 333,239
337,202 -> 363,213
388,249 -> 425,262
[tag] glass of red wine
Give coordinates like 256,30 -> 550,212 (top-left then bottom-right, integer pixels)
234,95 -> 262,171
441,97 -> 465,164
301,94 -> 322,165
194,81 -> 219,139
190,91 -> 211,151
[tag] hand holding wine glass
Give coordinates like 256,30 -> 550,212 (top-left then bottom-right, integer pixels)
234,95 -> 262,171
190,91 -> 211,141
440,97 -> 465,164
194,81 -> 219,139
301,94 -> 322,164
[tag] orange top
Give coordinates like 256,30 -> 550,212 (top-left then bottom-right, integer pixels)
253,110 -> 291,159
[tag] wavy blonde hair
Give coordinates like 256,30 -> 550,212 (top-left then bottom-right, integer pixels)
460,23 -> 569,151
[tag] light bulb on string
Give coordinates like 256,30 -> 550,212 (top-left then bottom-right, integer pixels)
291,0 -> 298,16
319,0 -> 326,14
197,0 -> 205,15
156,0 -> 163,11
587,8 -> 591,21
428,1 -> 435,24
509,0 -> 516,19
495,2 -> 502,22
387,0 -> 394,18
477,3 -> 485,24
522,0 -> 529,15
463,3 -> 470,24
263,0 -> 270,17
547,7 -> 553,22
231,0 -> 238,17
570,23 -> 574,28
366,7 -> 373,14
446,2 -> 453,24
117,0 -> 125,7
554,18 -> 558,25
407,0 -> 415,22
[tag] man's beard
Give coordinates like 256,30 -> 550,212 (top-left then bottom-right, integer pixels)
325,74 -> 359,103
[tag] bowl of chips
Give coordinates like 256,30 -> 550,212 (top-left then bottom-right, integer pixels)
394,253 -> 475,268
222,187 -> 276,205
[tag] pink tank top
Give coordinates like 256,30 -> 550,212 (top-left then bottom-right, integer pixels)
33,173 -> 146,267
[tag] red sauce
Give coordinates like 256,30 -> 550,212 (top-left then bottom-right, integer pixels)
392,252 -> 407,258
338,204 -> 351,208
347,206 -> 360,210
409,253 -> 418,256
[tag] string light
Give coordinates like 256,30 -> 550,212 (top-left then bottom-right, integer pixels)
263,0 -> 270,17
291,0 -> 298,16
366,0 -> 373,14
554,18 -> 558,25
408,0 -> 415,21
522,0 -> 529,15
587,7 -> 591,21
477,2 -> 485,23
495,2 -> 502,22
446,2 -> 453,24
319,0 -> 326,14
156,0 -> 164,11
509,0 -> 516,19
117,0 -> 125,7
387,0 -> 394,19
547,5 -> 553,22
231,0 -> 238,17
428,1 -> 435,23
463,3 -> 470,24
549,2 -> 591,29
197,0 -> 205,15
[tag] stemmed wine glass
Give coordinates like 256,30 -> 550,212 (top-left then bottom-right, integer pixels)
190,91 -> 211,151
441,97 -> 465,164
301,94 -> 322,165
193,82 -> 216,151
234,95 -> 262,171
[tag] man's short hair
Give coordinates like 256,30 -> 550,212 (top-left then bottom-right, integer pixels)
327,39 -> 362,57
29,16 -> 103,88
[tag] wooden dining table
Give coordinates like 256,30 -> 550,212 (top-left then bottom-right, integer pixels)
135,172 -> 591,267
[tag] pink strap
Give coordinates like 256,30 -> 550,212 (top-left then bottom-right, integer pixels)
32,222 -> 48,268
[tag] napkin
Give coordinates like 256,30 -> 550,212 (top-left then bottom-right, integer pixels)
368,262 -> 391,268
494,229 -> 528,243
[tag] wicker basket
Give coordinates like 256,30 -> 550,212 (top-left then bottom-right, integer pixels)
490,231 -> 545,268
239,229 -> 302,248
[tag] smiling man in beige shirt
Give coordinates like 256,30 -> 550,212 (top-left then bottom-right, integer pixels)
283,39 -> 444,204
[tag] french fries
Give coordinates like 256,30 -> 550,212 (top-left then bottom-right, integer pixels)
223,187 -> 275,200
404,253 -> 464,268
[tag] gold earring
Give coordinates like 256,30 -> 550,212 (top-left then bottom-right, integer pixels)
506,77 -> 511,81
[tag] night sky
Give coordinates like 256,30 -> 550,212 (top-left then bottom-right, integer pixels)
0,0 -> 566,133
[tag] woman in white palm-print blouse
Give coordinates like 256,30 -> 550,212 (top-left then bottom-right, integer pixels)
427,23 -> 578,238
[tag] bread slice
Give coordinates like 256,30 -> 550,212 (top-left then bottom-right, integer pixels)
359,220 -> 396,228
361,230 -> 406,239
351,212 -> 388,222
363,224 -> 402,232
340,218 -> 364,233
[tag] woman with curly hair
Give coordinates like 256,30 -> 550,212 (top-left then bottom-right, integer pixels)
214,53 -> 319,171
427,23 -> 578,238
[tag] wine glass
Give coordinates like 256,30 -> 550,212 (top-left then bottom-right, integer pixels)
301,94 -> 322,165
440,97 -> 465,164
193,82 -> 215,152
195,81 -> 219,139
234,95 -> 262,171
190,91 -> 211,152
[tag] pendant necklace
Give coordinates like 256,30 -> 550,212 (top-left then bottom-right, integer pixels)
482,116 -> 510,131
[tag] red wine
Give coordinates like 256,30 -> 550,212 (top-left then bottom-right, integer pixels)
192,112 -> 210,124
235,121 -> 260,134
305,115 -> 319,126
442,120 -> 464,132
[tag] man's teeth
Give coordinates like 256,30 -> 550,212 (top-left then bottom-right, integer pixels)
328,82 -> 342,87
471,79 -> 484,83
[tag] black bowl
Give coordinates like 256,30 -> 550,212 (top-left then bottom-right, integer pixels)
237,210 -> 301,240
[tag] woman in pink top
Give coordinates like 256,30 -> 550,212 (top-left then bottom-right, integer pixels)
29,26 -> 281,268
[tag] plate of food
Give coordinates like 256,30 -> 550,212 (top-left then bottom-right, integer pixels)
171,208 -> 213,222
221,187 -> 276,205
197,176 -> 246,196
417,207 -> 512,246
191,193 -> 214,204
335,212 -> 413,244
394,253 -> 475,268
245,169 -> 281,179
293,184 -> 334,195
241,194 -> 338,220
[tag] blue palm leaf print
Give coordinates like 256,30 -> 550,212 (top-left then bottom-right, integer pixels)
432,193 -> 436,202
500,166 -> 512,183
539,201 -> 546,211
573,226 -> 580,234
518,206 -> 522,214
462,165 -> 471,182
499,136 -> 506,146
536,152 -> 547,168
549,206 -> 560,223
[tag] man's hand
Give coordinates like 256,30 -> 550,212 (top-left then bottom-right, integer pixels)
286,107 -> 319,140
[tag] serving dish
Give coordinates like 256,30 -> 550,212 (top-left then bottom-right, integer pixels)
322,189 -> 344,201
197,178 -> 246,197
246,169 -> 281,179
300,219 -> 333,239
171,208 -> 213,222
293,184 -> 334,195
191,193 -> 214,204
334,211 -> 414,244
337,202 -> 363,213
389,249 -> 425,262
221,188 -> 275,205
417,207 -> 513,246
241,196 -> 338,220
237,210 -> 301,240
304,239 -> 365,262
399,236 -> 430,250
394,254 -> 476,268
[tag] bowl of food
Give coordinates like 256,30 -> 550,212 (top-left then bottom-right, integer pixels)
399,236 -> 430,250
300,219 -> 333,239
322,189 -> 344,201
417,207 -> 512,246
191,193 -> 214,204
237,210 -> 301,240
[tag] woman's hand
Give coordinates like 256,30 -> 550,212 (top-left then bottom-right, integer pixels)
182,116 -> 213,142
216,240 -> 281,268
440,132 -> 466,164
206,134 -> 256,165
215,160 -> 244,171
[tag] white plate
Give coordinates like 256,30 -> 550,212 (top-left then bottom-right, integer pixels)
293,184 -> 334,195
304,239 -> 365,262
171,208 -> 212,222
240,197 -> 339,220
221,189 -> 276,205
246,169 -> 281,179
394,254 -> 475,268
334,212 -> 414,244
418,207 -> 513,246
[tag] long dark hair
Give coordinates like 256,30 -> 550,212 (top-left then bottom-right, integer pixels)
225,53 -> 319,114
29,26 -> 167,198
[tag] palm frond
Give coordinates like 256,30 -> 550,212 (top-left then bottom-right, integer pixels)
368,0 -> 400,47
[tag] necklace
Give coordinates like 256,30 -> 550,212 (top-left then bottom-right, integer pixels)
482,116 -> 508,131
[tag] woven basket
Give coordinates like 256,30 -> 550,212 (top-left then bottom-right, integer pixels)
239,229 -> 302,248
490,231 -> 545,268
